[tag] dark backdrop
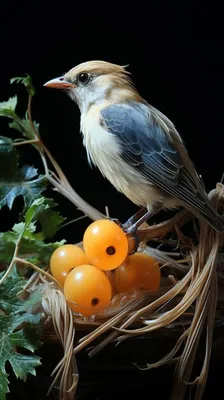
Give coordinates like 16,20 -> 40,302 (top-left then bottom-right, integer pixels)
0,3 -> 222,399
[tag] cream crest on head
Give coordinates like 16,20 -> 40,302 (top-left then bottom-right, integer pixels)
44,60 -> 141,114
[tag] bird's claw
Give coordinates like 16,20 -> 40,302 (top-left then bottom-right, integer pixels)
122,217 -> 134,230
108,217 -> 140,254
123,225 -> 140,254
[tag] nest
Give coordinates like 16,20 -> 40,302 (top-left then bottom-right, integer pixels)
23,183 -> 224,400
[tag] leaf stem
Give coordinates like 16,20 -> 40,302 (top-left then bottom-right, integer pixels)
14,139 -> 39,146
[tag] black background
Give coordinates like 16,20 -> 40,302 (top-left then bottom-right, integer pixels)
0,3 -> 223,399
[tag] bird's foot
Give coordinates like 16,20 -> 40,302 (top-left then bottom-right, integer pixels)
122,217 -> 135,230
107,217 -> 139,254
122,207 -> 147,230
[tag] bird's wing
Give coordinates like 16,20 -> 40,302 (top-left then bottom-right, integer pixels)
100,101 -> 213,219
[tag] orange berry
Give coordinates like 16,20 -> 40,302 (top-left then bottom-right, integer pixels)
83,220 -> 128,271
133,253 -> 161,291
115,258 -> 138,293
50,244 -> 89,286
116,252 -> 161,293
64,264 -> 112,316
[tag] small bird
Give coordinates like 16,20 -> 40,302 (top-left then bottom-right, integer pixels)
44,60 -> 224,234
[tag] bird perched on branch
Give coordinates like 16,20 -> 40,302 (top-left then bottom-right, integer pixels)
44,60 -> 224,236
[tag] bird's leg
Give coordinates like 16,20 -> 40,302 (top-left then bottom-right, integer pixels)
109,207 -> 147,228
127,202 -> 163,233
126,211 -> 152,233
125,203 -> 163,254
122,207 -> 147,229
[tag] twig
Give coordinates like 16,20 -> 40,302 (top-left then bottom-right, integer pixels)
14,258 -> 61,289
14,139 -> 39,146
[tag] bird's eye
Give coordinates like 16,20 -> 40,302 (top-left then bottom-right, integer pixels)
77,72 -> 90,84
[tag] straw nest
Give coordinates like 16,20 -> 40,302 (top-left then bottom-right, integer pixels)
23,182 -> 224,400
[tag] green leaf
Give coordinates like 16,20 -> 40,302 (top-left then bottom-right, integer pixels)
0,96 -> 17,118
12,221 -> 43,240
0,136 -> 19,180
38,208 -> 65,238
0,322 -> 41,398
22,238 -> 66,266
0,370 -> 9,400
0,165 -> 47,210
10,75 -> 35,96
24,197 -> 49,226
24,197 -> 65,238
0,274 -> 42,399
0,135 -> 47,210
0,229 -> 65,266
0,197 -> 66,265
1,312 -> 41,333
24,197 -> 65,237
0,275 -> 24,313
9,117 -> 39,139
0,274 -> 42,314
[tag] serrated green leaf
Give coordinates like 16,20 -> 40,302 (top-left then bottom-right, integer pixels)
0,276 -> 24,313
2,312 -> 41,333
0,136 -> 19,180
0,74 -> 68,399
0,165 -> 47,210
0,96 -> 17,117
24,197 -> 48,226
12,221 -> 43,240
0,370 -> 9,400
0,237 -> 65,268
0,274 -> 42,314
24,197 -> 65,238
0,274 -> 42,398
38,208 -> 65,238
10,75 -> 35,96
12,222 -> 27,235
0,196 -> 66,266
9,328 -> 41,353
0,231 -> 17,265
0,325 -> 41,392
21,238 -> 66,266
9,117 -> 39,139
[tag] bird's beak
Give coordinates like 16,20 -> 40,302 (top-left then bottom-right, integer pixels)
43,77 -> 75,89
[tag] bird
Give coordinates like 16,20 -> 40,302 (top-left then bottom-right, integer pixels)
44,60 -> 224,237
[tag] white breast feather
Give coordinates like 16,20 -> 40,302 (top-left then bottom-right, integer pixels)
80,106 -> 176,208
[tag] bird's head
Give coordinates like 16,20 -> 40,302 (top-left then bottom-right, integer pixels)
44,60 -> 140,112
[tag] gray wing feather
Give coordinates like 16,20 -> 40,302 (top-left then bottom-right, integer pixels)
100,101 -> 215,220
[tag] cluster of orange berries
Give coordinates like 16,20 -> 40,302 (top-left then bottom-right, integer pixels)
50,220 -> 161,317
